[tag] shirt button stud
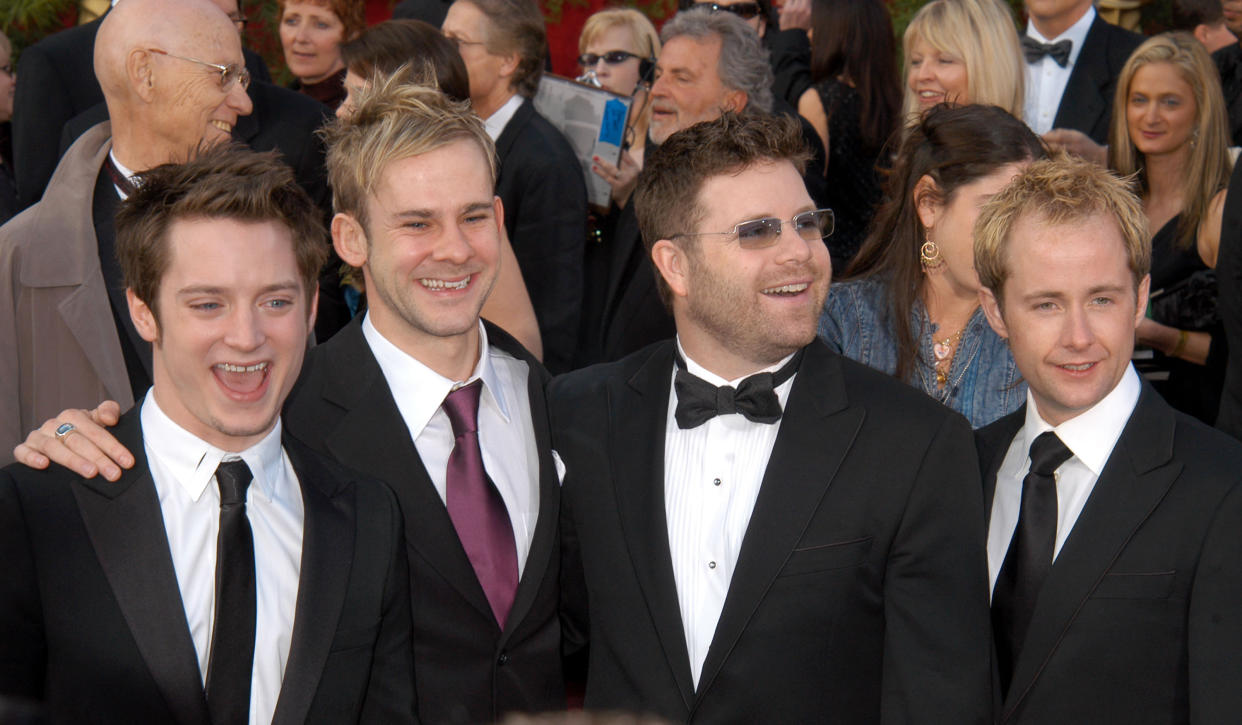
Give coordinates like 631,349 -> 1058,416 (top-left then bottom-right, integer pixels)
708,561 -> 717,569
712,478 -> 721,486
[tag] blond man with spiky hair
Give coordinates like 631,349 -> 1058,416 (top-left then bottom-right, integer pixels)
975,154 -> 1242,723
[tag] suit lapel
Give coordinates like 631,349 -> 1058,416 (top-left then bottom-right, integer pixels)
610,343 -> 697,708
72,412 -> 210,725
1053,16 -> 1111,134
315,324 -> 498,625
693,342 -> 862,704
493,98 -> 533,166
1001,388 -> 1181,720
272,439 -> 355,725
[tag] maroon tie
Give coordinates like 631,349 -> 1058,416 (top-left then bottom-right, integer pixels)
443,381 -> 519,628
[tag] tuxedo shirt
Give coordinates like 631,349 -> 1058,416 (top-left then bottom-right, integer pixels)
108,150 -> 135,199
664,340 -> 795,687
484,94 -> 525,142
362,314 -> 539,574
987,365 -> 1140,592
1024,7 -> 1096,135
141,392 -> 303,725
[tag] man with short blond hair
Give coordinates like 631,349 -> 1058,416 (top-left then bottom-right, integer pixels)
975,154 -> 1242,722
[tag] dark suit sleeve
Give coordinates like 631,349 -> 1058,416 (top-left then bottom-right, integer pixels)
0,470 -> 46,699
1188,480 -> 1242,720
768,29 -> 812,108
12,43 -> 71,208
548,381 -> 589,662
358,483 -> 419,723
881,412 -> 993,723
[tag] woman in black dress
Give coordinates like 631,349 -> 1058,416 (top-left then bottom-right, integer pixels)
796,0 -> 899,269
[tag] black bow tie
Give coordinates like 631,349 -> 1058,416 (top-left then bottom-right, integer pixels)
1022,37 -> 1072,67
673,350 -> 803,429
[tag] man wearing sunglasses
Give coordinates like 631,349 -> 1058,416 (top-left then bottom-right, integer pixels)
552,112 -> 992,722
0,0 -> 254,463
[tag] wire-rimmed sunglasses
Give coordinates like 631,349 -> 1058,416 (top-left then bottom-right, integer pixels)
696,1 -> 763,19
671,208 -> 834,250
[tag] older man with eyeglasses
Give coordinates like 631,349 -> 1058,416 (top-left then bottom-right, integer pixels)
0,0 -> 255,464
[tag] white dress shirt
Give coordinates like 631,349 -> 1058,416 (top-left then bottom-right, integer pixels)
141,391 -> 304,725
987,365 -> 1141,594
109,150 -> 137,200
363,314 -> 539,575
1023,6 -> 1096,135
664,339 -> 796,688
483,94 -> 525,142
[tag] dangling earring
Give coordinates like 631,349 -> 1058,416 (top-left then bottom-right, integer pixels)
920,234 -> 945,273
1190,129 -> 1200,148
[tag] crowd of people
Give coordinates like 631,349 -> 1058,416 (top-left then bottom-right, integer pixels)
2,0 -> 1242,722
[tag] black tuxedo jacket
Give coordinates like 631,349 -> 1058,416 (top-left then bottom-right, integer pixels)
494,98 -> 588,375
1050,15 -> 1143,144
0,408 -> 416,723
283,318 -> 565,724
549,339 -> 993,723
1215,158 -> 1242,439
977,387 -> 1242,723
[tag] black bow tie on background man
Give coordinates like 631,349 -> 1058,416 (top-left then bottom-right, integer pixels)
673,350 -> 803,429
1022,36 -> 1072,67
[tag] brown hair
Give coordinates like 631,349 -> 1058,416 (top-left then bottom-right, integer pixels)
459,0 -> 546,97
846,104 -> 1045,381
340,19 -> 471,103
322,67 -> 496,231
115,144 -> 329,321
277,0 -> 366,41
634,112 -> 809,306
809,0 -> 900,150
1107,32 -> 1232,251
975,153 -> 1151,301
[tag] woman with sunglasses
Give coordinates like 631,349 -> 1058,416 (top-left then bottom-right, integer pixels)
819,105 -> 1046,428
796,0 -> 899,269
577,8 -> 660,210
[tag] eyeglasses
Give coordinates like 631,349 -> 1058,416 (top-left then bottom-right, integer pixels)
672,208 -> 834,249
578,50 -> 642,67
696,1 -> 763,19
147,48 -> 251,92
228,12 -> 247,30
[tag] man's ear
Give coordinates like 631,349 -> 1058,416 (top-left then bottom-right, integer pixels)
127,288 -> 160,343
651,239 -> 690,300
497,50 -> 521,85
721,89 -> 747,114
493,194 -> 505,236
979,285 -> 1008,340
129,48 -> 157,102
1134,273 -> 1151,328
913,174 -> 940,232
332,213 -> 368,268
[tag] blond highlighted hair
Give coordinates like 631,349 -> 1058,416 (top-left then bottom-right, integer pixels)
974,153 -> 1151,301
901,0 -> 1024,121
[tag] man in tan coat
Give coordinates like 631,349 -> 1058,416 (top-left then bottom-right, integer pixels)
0,0 -> 253,462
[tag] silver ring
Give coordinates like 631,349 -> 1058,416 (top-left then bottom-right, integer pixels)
54,422 -> 76,442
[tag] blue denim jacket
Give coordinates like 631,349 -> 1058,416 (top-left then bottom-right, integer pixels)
818,278 -> 1024,428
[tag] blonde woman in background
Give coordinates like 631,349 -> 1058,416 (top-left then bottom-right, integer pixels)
902,0 -> 1025,121
577,8 -> 660,209
1109,32 -> 1233,421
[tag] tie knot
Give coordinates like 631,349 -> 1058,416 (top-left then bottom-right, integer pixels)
1028,432 -> 1072,476
215,459 -> 253,507
443,380 -> 483,437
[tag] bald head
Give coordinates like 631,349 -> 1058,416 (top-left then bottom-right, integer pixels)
96,0 -> 252,170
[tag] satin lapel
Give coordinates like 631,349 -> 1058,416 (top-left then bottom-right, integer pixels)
1001,388 -> 1180,721
693,342 -> 860,703
72,413 -> 210,725
611,343 -> 696,708
317,328 -> 497,624
272,440 -> 354,725
500,352 -> 557,644
1052,17 -> 1110,134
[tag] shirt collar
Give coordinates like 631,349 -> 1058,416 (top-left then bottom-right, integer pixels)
362,314 -> 511,437
1027,5 -> 1095,68
483,94 -> 524,141
108,150 -> 138,201
140,390 -> 287,504
674,336 -> 796,387
1021,363 -> 1141,476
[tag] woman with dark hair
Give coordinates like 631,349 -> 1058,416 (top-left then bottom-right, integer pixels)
796,0 -> 899,266
819,104 -> 1046,427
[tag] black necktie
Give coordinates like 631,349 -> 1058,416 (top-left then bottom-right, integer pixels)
1022,36 -> 1072,67
992,431 -> 1073,694
206,459 -> 256,725
673,349 -> 803,429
